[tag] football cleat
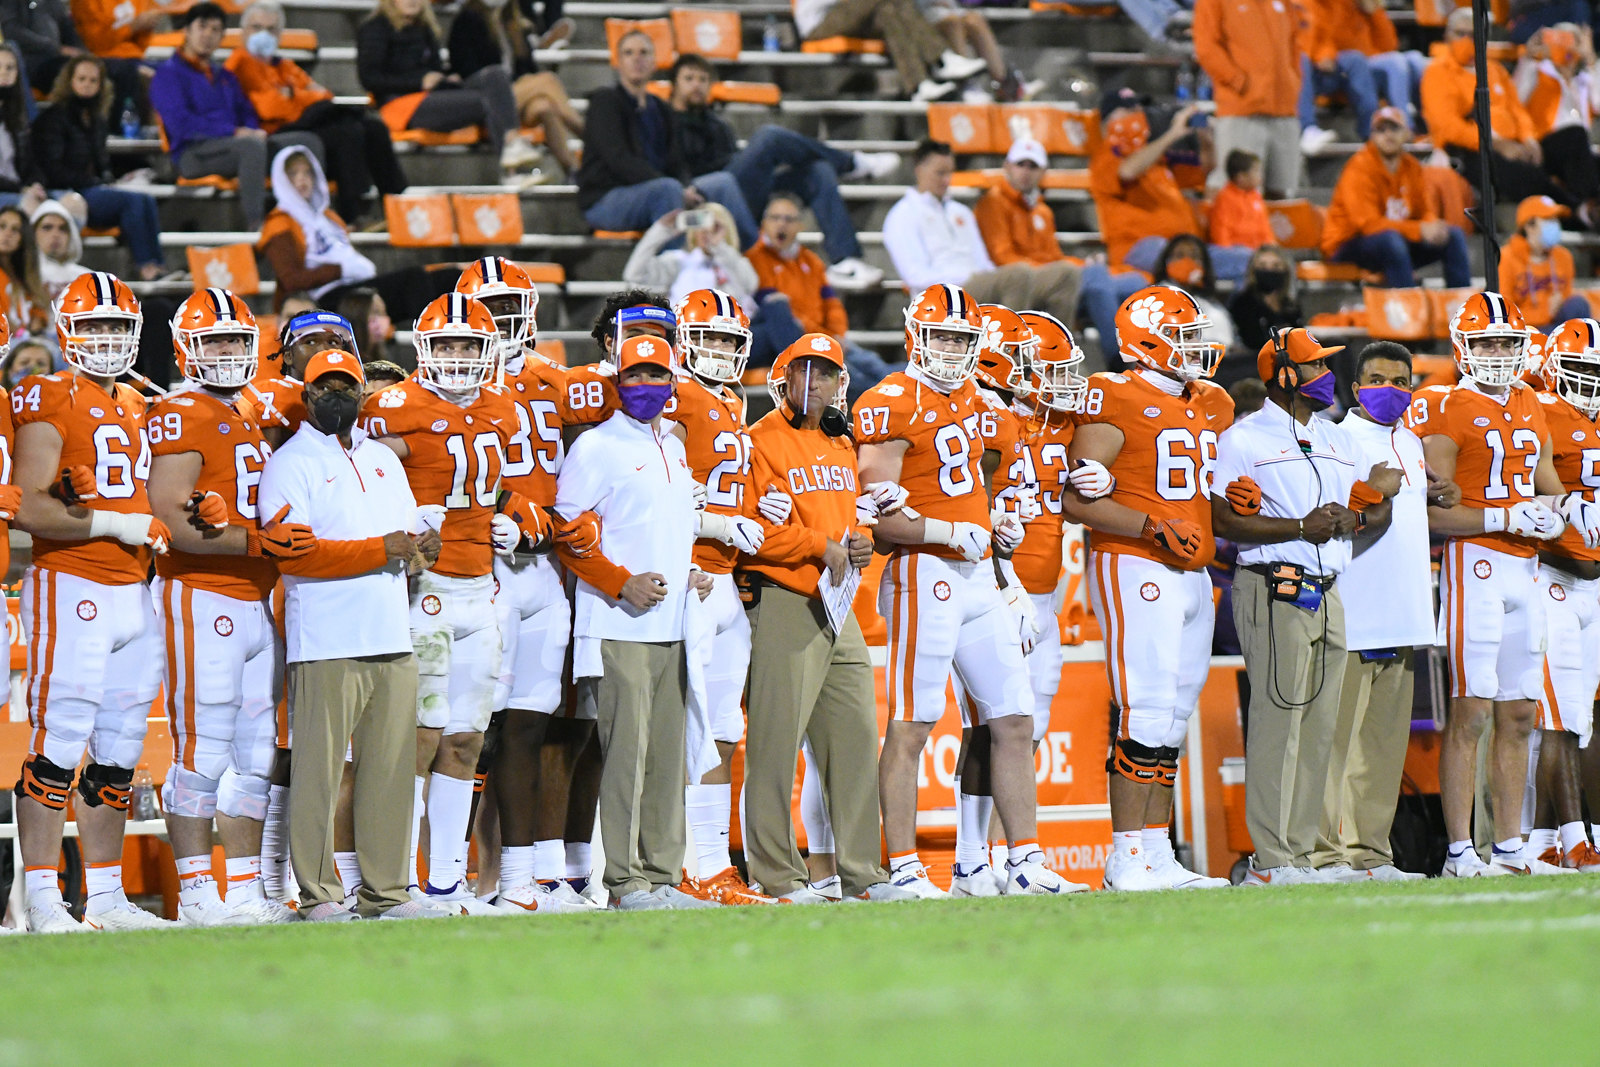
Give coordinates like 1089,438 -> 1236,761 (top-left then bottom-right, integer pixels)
301,901 -> 360,922
888,864 -> 949,899
613,889 -> 672,911
1241,864 -> 1321,887
378,899 -> 452,920
26,898 -> 90,934
1005,857 -> 1090,895
807,875 -> 842,901
1101,850 -> 1168,892
1147,852 -> 1231,889
85,892 -> 176,930
1516,852 -> 1579,876
179,894 -> 253,928
652,883 -> 721,909
855,881 -> 923,902
1313,864 -> 1372,885
545,880 -> 603,910
1561,841 -> 1600,872
227,895 -> 300,924
778,885 -> 834,905
422,880 -> 502,915
1365,864 -> 1425,882
493,882 -> 595,915
950,863 -> 1004,898
693,867 -> 775,905
1538,846 -> 1563,866
1441,849 -> 1493,877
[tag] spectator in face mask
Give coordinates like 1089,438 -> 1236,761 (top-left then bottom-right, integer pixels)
1500,194 -> 1590,330
1153,234 -> 1239,352
1229,246 -> 1305,356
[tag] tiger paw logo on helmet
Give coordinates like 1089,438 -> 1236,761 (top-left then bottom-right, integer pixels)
1126,296 -> 1167,332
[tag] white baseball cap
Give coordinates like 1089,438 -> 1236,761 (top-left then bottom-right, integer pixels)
1005,138 -> 1048,168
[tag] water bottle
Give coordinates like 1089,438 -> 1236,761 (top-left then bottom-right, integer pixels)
762,15 -> 781,52
119,98 -> 140,140
131,764 -> 157,821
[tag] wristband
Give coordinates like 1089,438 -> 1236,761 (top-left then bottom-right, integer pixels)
88,510 -> 145,546
1483,507 -> 1508,533
923,517 -> 954,548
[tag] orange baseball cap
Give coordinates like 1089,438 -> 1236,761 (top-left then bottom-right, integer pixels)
1516,194 -> 1569,229
304,348 -> 366,385
615,333 -> 674,371
1256,327 -> 1345,382
1371,106 -> 1409,131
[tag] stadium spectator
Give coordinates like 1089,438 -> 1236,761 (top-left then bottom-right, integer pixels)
355,0 -> 540,180
917,0 -> 1034,101
0,337 -> 51,388
795,0 -> 988,101
32,55 -> 170,282
1323,106 -> 1471,288
447,0 -> 581,180
1209,149 -> 1273,250
883,139 -> 1082,335
1152,234 -> 1238,350
1114,0 -> 1194,54
67,0 -> 158,118
0,204 -> 48,338
337,287 -> 396,366
30,198 -> 83,301
1500,194 -> 1589,329
1090,87 -> 1253,282
1422,6 -> 1575,211
257,147 -> 456,320
1297,0 -> 1382,151
150,2 -> 324,231
746,192 -> 899,398
0,45 -> 46,217
0,0 -> 80,114
1506,0 -> 1591,44
575,31 -> 758,243
1515,24 -> 1600,228
1310,0 -> 1426,127
1193,0 -> 1304,196
1228,246 -> 1304,356
667,54 -> 890,290
228,0 -> 407,226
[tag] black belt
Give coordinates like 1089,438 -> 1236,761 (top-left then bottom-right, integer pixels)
1243,563 -> 1336,590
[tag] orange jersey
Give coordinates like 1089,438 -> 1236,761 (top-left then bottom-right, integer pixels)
560,363 -> 620,427
976,388 -> 1028,500
1422,384 -> 1550,558
500,357 -> 566,506
668,375 -> 750,574
855,371 -> 995,561
242,371 -> 307,437
1078,370 -> 1233,570
147,390 -> 278,601
1536,391 -> 1600,563
743,409 -> 865,598
1010,411 -> 1077,595
12,373 -> 151,584
361,379 -> 516,579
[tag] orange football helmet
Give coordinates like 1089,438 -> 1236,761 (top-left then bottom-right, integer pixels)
1524,328 -> 1551,389
55,271 -> 141,377
1114,284 -> 1221,380
674,288 -> 752,384
413,293 -> 498,394
0,310 -> 11,364
1545,318 -> 1600,417
975,304 -> 1037,398
1450,291 -> 1529,387
455,256 -> 537,357
1019,310 -> 1086,414
172,287 -> 259,389
767,333 -> 849,413
904,283 -> 983,387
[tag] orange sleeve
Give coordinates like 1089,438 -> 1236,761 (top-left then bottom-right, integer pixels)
1348,156 -> 1421,242
555,544 -> 631,599
275,537 -> 388,579
72,0 -> 148,58
1370,9 -> 1398,52
1525,75 -> 1561,139
1348,480 -> 1383,511
973,191 -> 1024,266
1305,2 -> 1336,66
1497,240 -> 1525,303
1192,0 -> 1247,94
1557,246 -> 1574,300
1208,187 -> 1245,246
744,439 -> 832,564
1421,63 -> 1479,150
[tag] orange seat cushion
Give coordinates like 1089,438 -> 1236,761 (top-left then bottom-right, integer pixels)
800,36 -> 885,54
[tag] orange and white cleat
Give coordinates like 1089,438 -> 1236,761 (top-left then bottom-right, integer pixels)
1539,846 -> 1563,867
1561,841 -> 1600,872
680,867 -> 775,905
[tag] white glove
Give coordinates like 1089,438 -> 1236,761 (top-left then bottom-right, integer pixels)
756,487 -> 793,525
1001,583 -> 1041,655
1498,500 -> 1565,540
866,480 -> 910,516
411,504 -> 448,535
923,517 -> 989,563
1013,485 -> 1042,522
993,512 -> 1026,553
1068,458 -> 1115,500
1555,492 -> 1600,549
855,494 -> 878,525
490,513 -> 521,558
88,510 -> 168,554
691,481 -> 708,511
697,511 -> 765,553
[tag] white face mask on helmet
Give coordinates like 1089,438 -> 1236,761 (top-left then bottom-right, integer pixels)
60,310 -> 141,378
178,326 -> 259,389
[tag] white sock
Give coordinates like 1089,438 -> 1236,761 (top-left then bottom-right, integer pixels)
1006,841 -> 1041,867
1447,838 -> 1476,859
425,772 -> 475,891
334,851 -> 364,900
533,839 -> 564,882
1493,835 -> 1524,858
685,782 -> 732,877
23,866 -> 60,903
1522,735 -> 1541,836
565,841 -> 592,881
84,862 -> 124,905
1592,823 -> 1600,848
1528,827 -> 1559,855
1559,821 -> 1588,855
409,774 -> 425,887
224,855 -> 262,899
1141,824 -> 1172,861
954,789 -> 993,870
176,855 -> 218,907
500,845 -> 535,890
798,750 -> 834,854
889,851 -> 921,877
261,783 -> 289,898
1114,829 -> 1142,860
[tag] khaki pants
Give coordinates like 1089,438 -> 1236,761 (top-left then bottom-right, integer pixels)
1210,115 -> 1301,196
287,653 -> 418,916
579,640 -> 687,899
1312,649 -> 1416,870
806,0 -> 948,93
1234,568 -> 1347,869
743,583 -> 887,898
964,262 -> 1083,335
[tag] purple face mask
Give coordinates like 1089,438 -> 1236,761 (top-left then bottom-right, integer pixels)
1297,368 -> 1337,409
1356,383 -> 1412,425
618,381 -> 673,421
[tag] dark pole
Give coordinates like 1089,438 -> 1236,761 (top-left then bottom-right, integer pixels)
1470,0 -> 1499,282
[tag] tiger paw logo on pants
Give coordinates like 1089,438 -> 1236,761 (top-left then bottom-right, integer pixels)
1474,559 -> 1492,579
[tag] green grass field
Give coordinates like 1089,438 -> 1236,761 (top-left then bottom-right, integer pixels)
5,878 -> 1597,1063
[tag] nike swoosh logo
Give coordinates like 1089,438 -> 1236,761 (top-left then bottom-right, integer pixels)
325,476 -> 337,483
635,464 -> 647,471
1207,414 -> 1218,420
1255,871 -> 1272,883
815,454 -> 827,460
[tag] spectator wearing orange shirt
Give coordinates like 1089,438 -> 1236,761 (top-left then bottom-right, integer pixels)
1210,150 -> 1273,250
1193,0 -> 1304,196
1515,24 -> 1600,228
227,0 -> 406,225
1322,107 -> 1470,288
68,0 -> 159,120
1090,87 -> 1253,282
1500,194 -> 1588,329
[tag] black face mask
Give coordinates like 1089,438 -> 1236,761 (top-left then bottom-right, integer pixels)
1255,268 -> 1289,292
308,389 -> 360,436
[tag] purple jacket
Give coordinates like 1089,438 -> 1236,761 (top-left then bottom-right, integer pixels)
149,53 -> 259,161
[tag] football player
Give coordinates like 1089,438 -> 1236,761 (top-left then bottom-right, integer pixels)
147,288 -> 311,925
857,283 -> 1080,897
665,289 -> 772,905
12,272 -> 173,931
363,293 -> 545,914
1064,285 -> 1234,891
1416,292 -> 1583,875
1521,319 -> 1600,870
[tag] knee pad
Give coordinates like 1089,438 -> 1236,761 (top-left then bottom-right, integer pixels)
1108,738 -> 1179,788
160,766 -> 222,820
477,710 -> 507,775
15,754 -> 75,810
78,762 -> 134,811
414,628 -> 453,729
217,769 -> 270,822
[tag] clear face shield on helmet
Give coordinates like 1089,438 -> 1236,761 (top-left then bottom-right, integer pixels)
768,356 -> 848,415
179,324 -> 260,389
1457,329 -> 1529,388
909,315 -> 983,386
682,323 -> 753,384
1556,350 -> 1600,417
61,309 -> 141,378
416,330 -> 496,394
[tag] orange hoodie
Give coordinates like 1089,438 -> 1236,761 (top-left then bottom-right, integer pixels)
224,51 -> 334,133
1498,233 -> 1574,327
72,0 -> 155,59
1305,0 -> 1397,62
973,180 -> 1064,266
1321,142 -> 1435,255
1193,0 -> 1304,118
745,240 -> 849,340
1420,45 -> 1536,150
1209,181 -> 1273,248
1089,138 -> 1199,266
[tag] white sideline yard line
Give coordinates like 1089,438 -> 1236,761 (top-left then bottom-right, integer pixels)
1366,914 -> 1600,935
1346,887 -> 1600,906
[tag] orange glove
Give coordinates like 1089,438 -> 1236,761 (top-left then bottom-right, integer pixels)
496,490 -> 551,551
555,509 -> 602,557
1225,476 -> 1262,516
145,517 -> 172,555
1141,514 -> 1202,561
251,504 -> 318,559
186,490 -> 229,530
53,465 -> 97,505
0,483 -> 21,521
